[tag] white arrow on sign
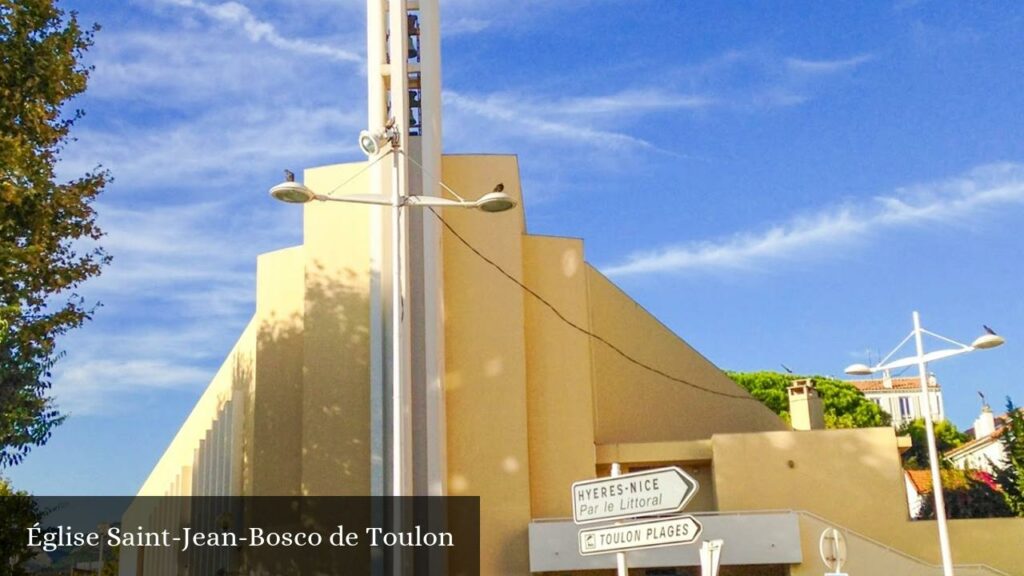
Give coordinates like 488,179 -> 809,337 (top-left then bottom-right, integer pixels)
572,466 -> 699,524
578,515 -> 703,556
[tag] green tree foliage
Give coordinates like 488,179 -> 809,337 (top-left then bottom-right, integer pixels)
897,418 -> 967,470
726,371 -> 891,429
0,0 -> 108,467
0,476 -> 49,575
915,470 -> 1014,520
992,398 -> 1024,515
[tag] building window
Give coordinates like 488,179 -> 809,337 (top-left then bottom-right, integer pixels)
899,397 -> 912,419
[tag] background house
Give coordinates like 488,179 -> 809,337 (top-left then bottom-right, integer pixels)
848,373 -> 945,427
947,403 -> 1017,472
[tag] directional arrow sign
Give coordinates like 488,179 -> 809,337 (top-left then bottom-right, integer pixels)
578,515 -> 703,556
572,466 -> 699,524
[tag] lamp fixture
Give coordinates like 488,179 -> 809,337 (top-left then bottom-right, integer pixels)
843,363 -> 873,376
269,181 -> 319,204
269,180 -> 516,213
358,123 -> 399,157
971,333 -> 1005,350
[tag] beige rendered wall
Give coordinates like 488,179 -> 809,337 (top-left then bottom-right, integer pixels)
440,155 -> 792,573
250,246 -> 306,496
793,513 -> 1012,576
714,428 -> 1024,575
136,156 -> 382,499
901,519 -> 1024,575
136,318 -> 255,497
441,155 -> 533,576
522,235 -> 597,519
299,162 -> 376,496
713,428 -> 913,543
137,245 -> 305,498
586,268 -> 786,444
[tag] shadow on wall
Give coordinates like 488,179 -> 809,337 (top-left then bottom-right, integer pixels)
251,262 -> 372,497
241,263 -> 375,573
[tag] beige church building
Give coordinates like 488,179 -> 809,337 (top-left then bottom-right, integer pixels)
123,1 -> 1024,574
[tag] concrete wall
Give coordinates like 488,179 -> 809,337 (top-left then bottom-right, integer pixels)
713,428 -> 1024,575
586,268 -> 786,444
441,155 -> 533,575
793,513 -> 1009,576
522,235 -> 596,519
300,162 -> 376,496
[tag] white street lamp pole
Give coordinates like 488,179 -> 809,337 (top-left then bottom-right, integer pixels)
386,0 -> 413,500
911,311 -> 954,576
845,311 -> 1004,576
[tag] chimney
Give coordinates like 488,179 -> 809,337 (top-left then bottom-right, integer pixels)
788,378 -> 825,431
974,404 -> 996,439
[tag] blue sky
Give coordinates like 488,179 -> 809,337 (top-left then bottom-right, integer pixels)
8,1 -> 1024,494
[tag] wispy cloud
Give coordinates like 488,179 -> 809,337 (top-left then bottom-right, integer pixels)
55,358 -> 215,416
62,104 -> 363,188
49,200 -> 296,416
91,202 -> 254,292
43,1 -> 366,418
549,90 -> 716,116
162,0 -> 362,63
444,89 -> 701,158
444,17 -> 491,36
786,54 -> 875,74
89,30 -> 294,104
51,317 -> 245,415
669,49 -> 876,110
604,162 -> 1024,276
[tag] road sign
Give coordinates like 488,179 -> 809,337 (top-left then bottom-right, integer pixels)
578,515 -> 703,556
572,466 -> 699,524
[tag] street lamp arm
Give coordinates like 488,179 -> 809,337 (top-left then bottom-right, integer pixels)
404,195 -> 480,209
270,178 -> 515,212
317,193 -> 394,206
872,345 -> 974,372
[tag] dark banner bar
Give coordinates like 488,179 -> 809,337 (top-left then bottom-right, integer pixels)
1,496 -> 480,575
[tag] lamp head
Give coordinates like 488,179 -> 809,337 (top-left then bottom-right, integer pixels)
475,191 -> 517,213
358,130 -> 383,156
270,181 -> 317,204
358,126 -> 398,157
844,363 -> 874,376
971,333 -> 1005,350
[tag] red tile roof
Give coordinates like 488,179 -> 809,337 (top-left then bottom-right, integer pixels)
905,469 -> 971,494
848,376 -> 939,392
906,469 -> 933,493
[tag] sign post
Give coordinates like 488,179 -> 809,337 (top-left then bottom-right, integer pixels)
610,463 -> 628,576
700,539 -> 723,576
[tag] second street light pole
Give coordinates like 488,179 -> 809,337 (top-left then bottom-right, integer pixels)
845,311 -> 1005,576
912,311 -> 954,576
